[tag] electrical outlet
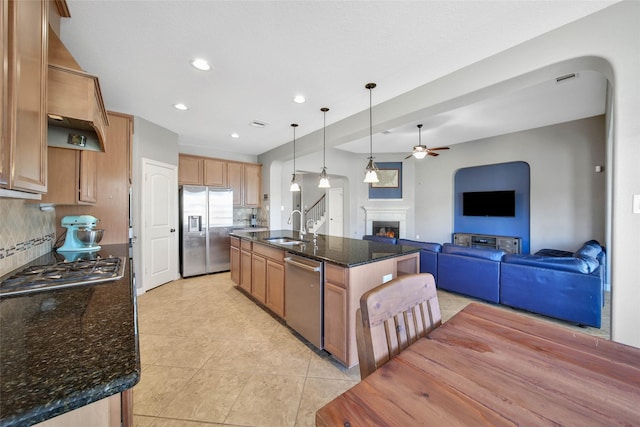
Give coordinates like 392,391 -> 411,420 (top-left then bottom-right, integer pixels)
382,274 -> 393,283
416,234 -> 420,240
633,194 -> 640,214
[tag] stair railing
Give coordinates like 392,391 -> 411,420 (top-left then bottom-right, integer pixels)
305,194 -> 326,229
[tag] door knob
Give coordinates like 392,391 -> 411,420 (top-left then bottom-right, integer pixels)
170,228 -> 176,232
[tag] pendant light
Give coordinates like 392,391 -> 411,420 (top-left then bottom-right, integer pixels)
318,107 -> 331,188
289,123 -> 300,192
413,124 -> 428,159
363,82 -> 379,183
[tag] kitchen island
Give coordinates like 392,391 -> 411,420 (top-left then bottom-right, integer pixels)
0,244 -> 140,427
230,230 -> 420,368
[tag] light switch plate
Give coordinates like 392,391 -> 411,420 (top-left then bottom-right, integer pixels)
633,194 -> 640,214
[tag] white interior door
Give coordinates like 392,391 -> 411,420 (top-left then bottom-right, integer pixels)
328,187 -> 344,237
142,159 -> 178,291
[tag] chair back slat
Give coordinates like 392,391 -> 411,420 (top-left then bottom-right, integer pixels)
356,273 -> 442,379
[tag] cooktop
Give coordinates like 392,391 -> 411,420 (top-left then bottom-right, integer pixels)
0,256 -> 126,297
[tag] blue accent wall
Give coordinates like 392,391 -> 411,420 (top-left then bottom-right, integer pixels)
454,161 -> 530,253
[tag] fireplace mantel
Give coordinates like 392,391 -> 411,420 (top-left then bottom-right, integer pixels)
362,205 -> 410,238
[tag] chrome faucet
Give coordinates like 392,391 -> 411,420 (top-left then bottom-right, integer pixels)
306,218 -> 316,237
287,209 -> 306,236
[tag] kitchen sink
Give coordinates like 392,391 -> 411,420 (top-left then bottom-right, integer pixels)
263,237 -> 306,245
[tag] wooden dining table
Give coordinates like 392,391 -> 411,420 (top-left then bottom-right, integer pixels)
316,302 -> 640,426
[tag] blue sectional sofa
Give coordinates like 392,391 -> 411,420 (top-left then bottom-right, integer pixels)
397,239 -> 441,282
363,236 -> 606,328
500,240 -> 605,328
437,243 -> 505,303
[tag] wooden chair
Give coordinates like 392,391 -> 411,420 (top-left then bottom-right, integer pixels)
355,273 -> 442,379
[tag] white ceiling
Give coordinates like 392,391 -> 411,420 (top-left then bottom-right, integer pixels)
60,1 -> 616,157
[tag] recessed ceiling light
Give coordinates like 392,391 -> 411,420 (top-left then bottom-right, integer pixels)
293,95 -> 306,104
231,133 -> 239,138
174,103 -> 188,111
190,58 -> 211,71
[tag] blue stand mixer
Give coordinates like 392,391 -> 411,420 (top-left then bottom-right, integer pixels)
57,215 -> 104,253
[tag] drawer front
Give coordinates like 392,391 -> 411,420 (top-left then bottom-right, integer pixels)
241,239 -> 252,251
230,236 -> 240,248
252,243 -> 284,262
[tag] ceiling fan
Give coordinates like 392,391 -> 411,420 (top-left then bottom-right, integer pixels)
405,124 -> 449,159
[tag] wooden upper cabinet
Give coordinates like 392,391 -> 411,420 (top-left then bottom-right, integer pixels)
78,150 -> 98,203
227,162 -> 243,205
203,158 -> 227,187
178,154 -> 261,206
39,147 -> 99,205
178,155 -> 203,185
0,0 -> 48,193
243,163 -> 262,207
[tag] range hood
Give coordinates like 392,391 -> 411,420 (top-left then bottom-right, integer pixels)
47,64 -> 109,152
47,29 -> 109,152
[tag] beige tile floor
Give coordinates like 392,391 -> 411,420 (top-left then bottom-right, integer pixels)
133,272 -> 610,427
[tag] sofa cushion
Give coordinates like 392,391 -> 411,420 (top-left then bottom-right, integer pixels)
397,239 -> 442,253
535,248 -> 574,257
574,240 -> 603,259
442,243 -> 505,262
502,254 -> 597,274
362,235 -> 397,244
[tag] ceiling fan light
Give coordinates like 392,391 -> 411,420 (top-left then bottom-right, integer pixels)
413,150 -> 428,159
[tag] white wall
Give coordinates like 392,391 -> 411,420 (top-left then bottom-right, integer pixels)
260,2 -> 640,347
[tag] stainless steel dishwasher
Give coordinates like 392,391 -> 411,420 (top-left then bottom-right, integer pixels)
284,253 -> 324,349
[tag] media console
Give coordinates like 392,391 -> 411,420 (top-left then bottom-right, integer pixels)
453,233 -> 522,254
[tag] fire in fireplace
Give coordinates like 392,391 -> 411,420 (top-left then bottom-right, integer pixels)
372,221 -> 400,238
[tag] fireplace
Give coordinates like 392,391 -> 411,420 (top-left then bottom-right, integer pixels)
372,221 -> 400,238
363,205 -> 409,239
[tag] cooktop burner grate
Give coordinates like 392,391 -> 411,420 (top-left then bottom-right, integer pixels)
0,256 -> 126,297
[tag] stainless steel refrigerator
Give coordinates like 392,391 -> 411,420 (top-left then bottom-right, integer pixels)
179,186 -> 233,277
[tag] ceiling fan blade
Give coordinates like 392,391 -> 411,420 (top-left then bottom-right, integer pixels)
404,154 -> 413,159
429,147 -> 450,151
428,152 -> 439,157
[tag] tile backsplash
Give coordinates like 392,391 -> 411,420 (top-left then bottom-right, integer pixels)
0,199 -> 56,276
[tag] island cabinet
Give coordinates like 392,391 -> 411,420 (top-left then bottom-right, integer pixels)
1,0 -> 48,193
239,239 -> 252,293
230,237 -> 240,284
324,253 -> 420,368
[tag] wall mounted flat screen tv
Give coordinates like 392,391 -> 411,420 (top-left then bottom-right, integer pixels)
463,190 -> 516,217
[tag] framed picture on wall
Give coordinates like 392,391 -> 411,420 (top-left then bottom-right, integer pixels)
369,162 -> 402,199
372,169 -> 399,188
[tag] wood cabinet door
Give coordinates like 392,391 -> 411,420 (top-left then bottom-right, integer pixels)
243,163 -> 262,207
230,245 -> 240,285
1,0 -> 47,192
78,150 -> 98,203
265,259 -> 285,318
227,162 -> 243,206
324,281 -> 347,364
39,147 -> 78,204
203,158 -> 227,187
240,249 -> 252,293
251,254 -> 266,303
178,155 -> 203,185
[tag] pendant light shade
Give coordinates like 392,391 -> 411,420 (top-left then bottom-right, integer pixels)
413,124 -> 428,159
289,123 -> 300,192
363,83 -> 379,183
318,107 -> 331,188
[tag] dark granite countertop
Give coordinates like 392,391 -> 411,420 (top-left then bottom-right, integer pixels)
230,229 -> 420,267
0,244 -> 140,427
